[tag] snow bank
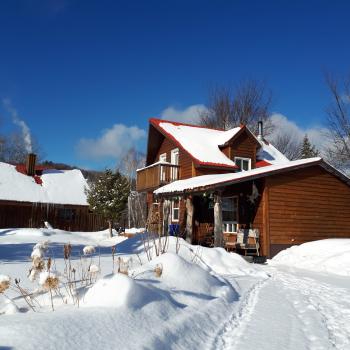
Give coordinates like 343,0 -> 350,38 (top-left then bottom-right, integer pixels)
125,227 -> 145,234
0,227 -> 126,246
197,247 -> 266,277
82,273 -> 163,309
148,253 -> 233,298
271,239 -> 350,276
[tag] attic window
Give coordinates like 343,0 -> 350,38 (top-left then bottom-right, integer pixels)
234,157 -> 251,171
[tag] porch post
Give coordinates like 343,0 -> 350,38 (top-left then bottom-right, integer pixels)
185,196 -> 194,243
214,192 -> 223,247
162,199 -> 171,236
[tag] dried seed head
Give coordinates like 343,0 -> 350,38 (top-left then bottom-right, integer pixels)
83,245 -> 96,255
0,275 -> 10,294
39,272 -> 59,290
64,244 -> 72,259
88,264 -> 100,274
32,256 -> 45,271
47,257 -> 52,271
154,264 -> 163,278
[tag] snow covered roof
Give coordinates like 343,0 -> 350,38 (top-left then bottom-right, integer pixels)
154,157 -> 337,195
150,118 -> 289,168
257,140 -> 289,165
151,119 -> 241,167
0,162 -> 89,205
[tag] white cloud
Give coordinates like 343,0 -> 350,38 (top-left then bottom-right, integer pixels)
76,124 -> 146,160
160,104 -> 208,124
268,113 -> 330,154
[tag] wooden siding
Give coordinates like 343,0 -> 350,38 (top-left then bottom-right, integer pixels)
229,131 -> 257,168
0,201 -> 106,231
266,166 -> 350,256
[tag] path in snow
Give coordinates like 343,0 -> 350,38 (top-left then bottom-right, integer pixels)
213,267 -> 350,350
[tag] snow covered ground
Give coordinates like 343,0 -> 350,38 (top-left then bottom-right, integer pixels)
0,229 -> 349,350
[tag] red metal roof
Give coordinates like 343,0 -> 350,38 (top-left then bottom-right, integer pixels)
255,160 -> 272,168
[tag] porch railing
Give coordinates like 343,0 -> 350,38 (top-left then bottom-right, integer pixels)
136,162 -> 180,192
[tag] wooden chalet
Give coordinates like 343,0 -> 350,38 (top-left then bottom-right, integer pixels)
137,118 -> 350,258
0,154 -> 105,231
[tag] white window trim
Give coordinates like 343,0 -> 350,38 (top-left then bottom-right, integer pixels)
170,148 -> 179,181
171,199 -> 180,222
234,157 -> 251,171
171,148 -> 179,165
159,153 -> 167,162
159,153 -> 167,181
222,196 -> 238,233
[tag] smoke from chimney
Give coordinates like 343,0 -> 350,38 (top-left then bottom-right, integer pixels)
2,98 -> 33,153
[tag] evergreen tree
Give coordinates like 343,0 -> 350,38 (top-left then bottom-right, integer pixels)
86,169 -> 130,237
300,134 -> 319,159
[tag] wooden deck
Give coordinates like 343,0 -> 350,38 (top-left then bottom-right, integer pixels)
137,163 -> 180,191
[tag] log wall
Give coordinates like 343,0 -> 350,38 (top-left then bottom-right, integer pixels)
0,201 -> 106,232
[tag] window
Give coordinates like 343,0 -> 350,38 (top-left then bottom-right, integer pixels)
234,157 -> 251,172
222,196 -> 238,233
159,153 -> 167,182
58,208 -> 76,221
170,148 -> 179,180
171,199 -> 180,222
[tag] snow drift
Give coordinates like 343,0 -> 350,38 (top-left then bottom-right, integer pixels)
271,239 -> 350,276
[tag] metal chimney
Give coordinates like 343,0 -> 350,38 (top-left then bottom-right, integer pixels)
257,121 -> 263,141
26,153 -> 36,176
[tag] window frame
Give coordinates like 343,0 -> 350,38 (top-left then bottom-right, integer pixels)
221,196 -> 239,233
159,153 -> 167,182
170,148 -> 179,180
234,157 -> 251,172
171,199 -> 180,222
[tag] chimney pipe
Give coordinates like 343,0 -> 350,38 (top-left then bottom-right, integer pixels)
26,153 -> 36,176
257,121 -> 263,141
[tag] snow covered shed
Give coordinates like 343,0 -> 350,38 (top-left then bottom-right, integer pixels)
137,118 -> 350,257
0,155 -> 105,231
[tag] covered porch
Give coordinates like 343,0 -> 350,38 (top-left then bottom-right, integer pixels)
155,177 -> 266,258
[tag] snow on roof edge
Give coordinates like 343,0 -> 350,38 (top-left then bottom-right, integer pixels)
154,157 -> 326,195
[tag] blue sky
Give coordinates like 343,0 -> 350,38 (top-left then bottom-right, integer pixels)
0,0 -> 349,169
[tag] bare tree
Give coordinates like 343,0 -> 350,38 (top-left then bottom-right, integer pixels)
118,148 -> 147,229
271,133 -> 301,160
118,147 -> 145,187
324,72 -> 350,171
199,80 -> 274,134
0,132 -> 43,163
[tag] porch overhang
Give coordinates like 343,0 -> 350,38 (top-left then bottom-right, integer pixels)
153,157 -> 350,197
